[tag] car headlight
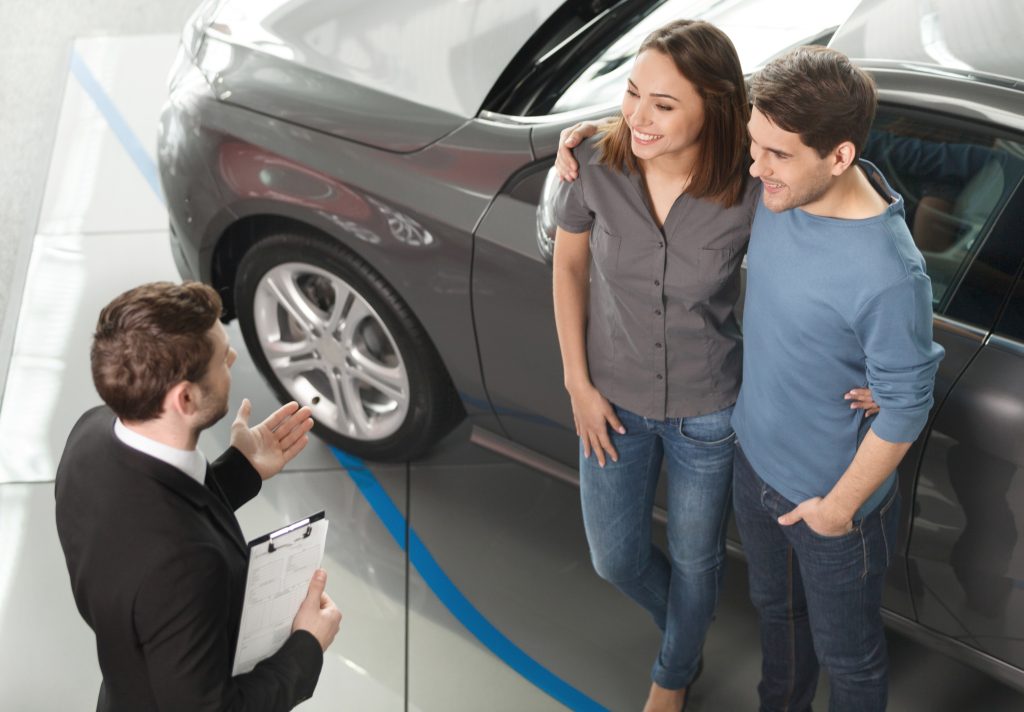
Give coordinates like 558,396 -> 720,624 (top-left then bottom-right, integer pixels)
536,167 -> 560,264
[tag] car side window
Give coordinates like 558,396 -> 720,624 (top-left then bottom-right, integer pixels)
545,1 -> 852,116
995,275 -> 1024,343
863,109 -> 1024,310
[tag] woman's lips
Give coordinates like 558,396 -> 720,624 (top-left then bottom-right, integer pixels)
631,130 -> 663,146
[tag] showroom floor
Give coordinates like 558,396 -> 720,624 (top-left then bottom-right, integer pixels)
1,22 -> 1024,712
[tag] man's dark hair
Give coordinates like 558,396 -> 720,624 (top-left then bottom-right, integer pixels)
91,281 -> 222,421
750,46 -> 878,159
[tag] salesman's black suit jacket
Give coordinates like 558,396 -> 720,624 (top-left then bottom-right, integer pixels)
55,406 -> 323,712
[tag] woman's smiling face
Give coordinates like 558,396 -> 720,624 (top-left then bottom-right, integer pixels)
622,49 -> 706,166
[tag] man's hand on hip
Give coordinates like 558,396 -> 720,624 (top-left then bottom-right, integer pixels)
778,496 -> 854,537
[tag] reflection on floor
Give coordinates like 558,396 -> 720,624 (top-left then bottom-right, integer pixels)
1,32 -> 1023,712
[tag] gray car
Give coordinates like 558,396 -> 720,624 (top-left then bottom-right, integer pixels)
158,0 -> 1024,693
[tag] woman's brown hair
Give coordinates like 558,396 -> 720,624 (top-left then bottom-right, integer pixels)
597,19 -> 749,208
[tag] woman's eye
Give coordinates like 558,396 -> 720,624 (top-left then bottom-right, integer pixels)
656,105 -> 672,111
626,88 -> 639,97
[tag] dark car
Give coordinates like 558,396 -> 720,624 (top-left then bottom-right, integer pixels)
158,0 -> 1024,692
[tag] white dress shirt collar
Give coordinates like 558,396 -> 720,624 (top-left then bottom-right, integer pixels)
114,418 -> 208,486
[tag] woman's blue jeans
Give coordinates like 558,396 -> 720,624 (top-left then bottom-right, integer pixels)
579,403 -> 735,690
732,442 -> 899,712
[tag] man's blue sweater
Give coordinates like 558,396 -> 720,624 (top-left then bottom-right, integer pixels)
732,162 -> 945,518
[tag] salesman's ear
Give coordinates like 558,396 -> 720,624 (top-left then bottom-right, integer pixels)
164,380 -> 199,417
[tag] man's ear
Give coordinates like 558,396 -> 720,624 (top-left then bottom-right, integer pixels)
830,140 -> 858,176
164,381 -> 199,417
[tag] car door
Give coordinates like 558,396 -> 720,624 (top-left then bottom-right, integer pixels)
470,146 -> 605,466
904,162 -> 1024,669
858,106 -> 1024,654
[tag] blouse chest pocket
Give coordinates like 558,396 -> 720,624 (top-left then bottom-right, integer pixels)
589,223 -> 621,279
697,245 -> 740,285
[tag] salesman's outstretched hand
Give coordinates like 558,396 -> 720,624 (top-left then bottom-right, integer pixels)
230,399 -> 314,480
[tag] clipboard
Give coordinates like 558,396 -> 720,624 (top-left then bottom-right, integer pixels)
232,511 -> 329,676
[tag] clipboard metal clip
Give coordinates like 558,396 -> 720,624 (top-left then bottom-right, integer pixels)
268,518 -> 313,553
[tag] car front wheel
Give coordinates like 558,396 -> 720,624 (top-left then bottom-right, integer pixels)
234,233 -> 462,462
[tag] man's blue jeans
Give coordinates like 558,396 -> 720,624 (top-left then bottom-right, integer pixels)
579,404 -> 735,690
732,442 -> 900,712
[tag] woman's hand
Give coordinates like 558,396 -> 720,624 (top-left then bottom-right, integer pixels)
555,121 -> 603,181
845,388 -> 879,417
568,383 -> 625,467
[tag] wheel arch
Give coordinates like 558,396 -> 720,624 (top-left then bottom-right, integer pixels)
209,212 -> 466,421
210,213 -> 345,320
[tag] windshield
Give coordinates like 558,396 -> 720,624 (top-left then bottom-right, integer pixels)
549,0 -> 860,115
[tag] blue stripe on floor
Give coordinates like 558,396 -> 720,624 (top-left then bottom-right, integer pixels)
71,47 -> 607,712
332,448 -> 608,712
70,49 -> 164,205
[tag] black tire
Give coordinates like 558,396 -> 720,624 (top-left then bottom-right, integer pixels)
234,233 -> 463,462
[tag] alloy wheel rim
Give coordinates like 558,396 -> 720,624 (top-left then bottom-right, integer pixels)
253,262 -> 410,441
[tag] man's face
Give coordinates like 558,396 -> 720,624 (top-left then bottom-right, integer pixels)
747,107 -> 835,213
194,321 -> 236,431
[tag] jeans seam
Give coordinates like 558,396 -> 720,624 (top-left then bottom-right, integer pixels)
880,512 -> 890,569
635,438 -> 662,583
784,545 -> 795,712
878,486 -> 897,517
859,526 -> 868,580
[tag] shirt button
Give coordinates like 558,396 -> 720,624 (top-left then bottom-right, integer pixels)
655,309 -> 662,316
656,374 -> 663,380
657,242 -> 664,248
654,280 -> 660,286
655,343 -> 662,348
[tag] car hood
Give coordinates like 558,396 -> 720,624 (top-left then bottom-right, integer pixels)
194,0 -> 564,151
829,0 -> 1024,85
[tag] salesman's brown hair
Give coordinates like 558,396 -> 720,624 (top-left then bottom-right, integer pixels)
597,19 -> 749,208
91,281 -> 222,421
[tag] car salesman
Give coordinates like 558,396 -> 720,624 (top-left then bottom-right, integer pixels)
55,281 -> 341,712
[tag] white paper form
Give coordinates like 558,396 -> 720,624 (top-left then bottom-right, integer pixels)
232,512 -> 329,676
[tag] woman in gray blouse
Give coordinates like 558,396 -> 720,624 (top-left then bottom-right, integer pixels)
551,20 -> 872,711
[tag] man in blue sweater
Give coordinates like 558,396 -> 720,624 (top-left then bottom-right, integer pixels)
731,47 -> 944,711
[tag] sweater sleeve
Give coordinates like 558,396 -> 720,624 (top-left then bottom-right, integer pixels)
853,273 -> 945,443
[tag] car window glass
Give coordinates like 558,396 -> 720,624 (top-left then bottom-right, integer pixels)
549,0 -> 858,115
995,274 -> 1024,343
863,109 -> 1024,310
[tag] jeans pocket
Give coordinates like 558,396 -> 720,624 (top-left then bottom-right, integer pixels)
678,405 -> 736,446
801,520 -> 861,541
799,521 -> 868,580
